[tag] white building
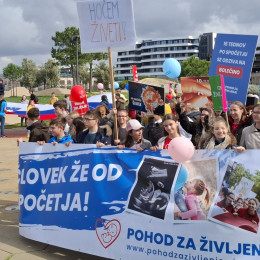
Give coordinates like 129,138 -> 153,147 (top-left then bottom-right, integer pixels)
114,36 -> 199,81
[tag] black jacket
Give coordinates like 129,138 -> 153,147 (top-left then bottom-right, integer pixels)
0,83 -> 5,96
28,121 -> 50,142
143,117 -> 164,146
76,127 -> 111,145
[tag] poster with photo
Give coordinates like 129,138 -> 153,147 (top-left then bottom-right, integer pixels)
173,158 -> 218,223
209,152 -> 260,234
127,156 -> 179,220
128,81 -> 165,115
180,77 -> 213,109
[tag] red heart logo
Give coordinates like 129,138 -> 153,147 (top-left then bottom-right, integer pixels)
95,218 -> 121,248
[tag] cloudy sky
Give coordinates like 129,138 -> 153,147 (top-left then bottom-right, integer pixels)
1,0 -> 260,74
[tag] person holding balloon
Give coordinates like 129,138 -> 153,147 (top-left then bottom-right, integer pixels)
150,114 -> 195,219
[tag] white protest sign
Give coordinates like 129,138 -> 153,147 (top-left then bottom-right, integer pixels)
77,0 -> 136,53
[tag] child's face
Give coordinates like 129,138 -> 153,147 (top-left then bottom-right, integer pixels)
129,128 -> 143,142
117,111 -> 128,124
83,116 -> 98,129
66,116 -> 73,126
163,119 -> 178,135
54,106 -> 63,117
212,122 -> 228,140
49,124 -> 63,137
184,180 -> 196,193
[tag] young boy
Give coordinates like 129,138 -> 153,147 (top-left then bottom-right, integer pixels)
48,117 -> 74,144
50,92 -> 59,105
53,100 -> 69,134
112,109 -> 128,145
17,108 -> 50,144
76,109 -> 111,147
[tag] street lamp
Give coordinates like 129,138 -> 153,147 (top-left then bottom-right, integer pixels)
71,35 -> 80,85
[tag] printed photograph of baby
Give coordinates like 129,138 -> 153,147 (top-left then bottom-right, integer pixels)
173,159 -> 218,223
209,159 -> 260,234
127,156 -> 179,220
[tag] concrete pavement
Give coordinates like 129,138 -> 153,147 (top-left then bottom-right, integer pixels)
0,137 -> 110,260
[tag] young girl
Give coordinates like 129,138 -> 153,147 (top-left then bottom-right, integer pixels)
199,116 -> 237,149
117,119 -> 152,151
150,114 -> 191,219
26,100 -> 35,138
174,178 -> 209,220
151,114 -> 181,150
20,95 -> 29,127
66,111 -> 79,141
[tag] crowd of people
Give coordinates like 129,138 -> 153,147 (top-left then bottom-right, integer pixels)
1,85 -> 260,224
216,187 -> 259,225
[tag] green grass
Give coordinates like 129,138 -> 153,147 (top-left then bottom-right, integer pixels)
5,92 -> 113,104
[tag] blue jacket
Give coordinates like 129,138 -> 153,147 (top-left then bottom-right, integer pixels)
49,134 -> 74,144
76,127 -> 111,145
0,100 -> 7,116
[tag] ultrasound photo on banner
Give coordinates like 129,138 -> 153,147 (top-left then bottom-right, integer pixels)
127,156 -> 179,220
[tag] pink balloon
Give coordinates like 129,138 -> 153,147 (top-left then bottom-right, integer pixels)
168,137 -> 194,162
97,83 -> 104,90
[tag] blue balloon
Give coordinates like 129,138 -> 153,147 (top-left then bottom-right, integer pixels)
125,84 -> 129,91
163,58 -> 181,79
114,82 -> 119,89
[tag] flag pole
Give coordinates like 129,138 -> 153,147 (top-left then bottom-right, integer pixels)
108,47 -> 118,140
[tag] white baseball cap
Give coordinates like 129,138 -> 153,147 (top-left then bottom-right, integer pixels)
126,119 -> 144,131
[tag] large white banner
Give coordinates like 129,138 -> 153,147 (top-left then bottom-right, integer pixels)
19,144 -> 260,259
77,0 -> 136,53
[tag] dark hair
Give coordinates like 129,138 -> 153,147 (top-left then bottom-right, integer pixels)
53,100 -> 67,110
124,130 -> 135,148
162,113 -> 180,136
64,94 -> 70,98
221,191 -> 234,207
85,109 -> 101,121
49,117 -> 67,130
101,95 -> 108,101
27,107 -> 40,120
72,117 -> 85,139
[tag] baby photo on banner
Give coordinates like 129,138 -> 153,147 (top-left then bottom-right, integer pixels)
173,158 -> 218,223
127,156 -> 179,220
209,150 -> 260,234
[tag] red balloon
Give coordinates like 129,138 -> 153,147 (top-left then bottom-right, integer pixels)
168,137 -> 194,163
70,85 -> 89,116
70,85 -> 87,102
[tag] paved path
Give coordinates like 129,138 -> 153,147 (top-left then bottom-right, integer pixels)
0,137 -> 110,260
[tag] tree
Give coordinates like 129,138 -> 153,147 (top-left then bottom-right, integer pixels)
79,65 -> 90,88
3,63 -> 22,96
21,59 -> 37,89
51,27 -> 108,90
181,56 -> 210,77
94,61 -> 110,90
36,59 -> 60,89
85,53 -> 108,92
